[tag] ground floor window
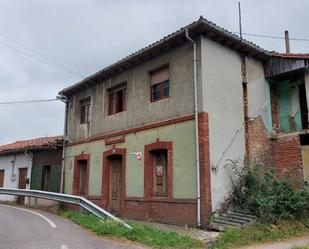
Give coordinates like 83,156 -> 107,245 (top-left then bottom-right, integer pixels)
144,140 -> 173,199
275,79 -> 308,132
151,149 -> 167,197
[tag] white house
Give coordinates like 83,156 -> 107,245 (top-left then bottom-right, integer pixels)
0,153 -> 32,203
0,136 -> 62,204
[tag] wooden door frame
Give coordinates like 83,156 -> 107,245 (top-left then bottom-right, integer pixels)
102,148 -> 126,215
18,167 -> 28,204
72,153 -> 90,196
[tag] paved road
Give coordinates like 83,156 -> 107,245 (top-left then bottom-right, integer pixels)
0,205 -> 145,249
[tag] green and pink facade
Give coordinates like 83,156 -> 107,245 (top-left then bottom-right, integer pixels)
59,17 -> 309,226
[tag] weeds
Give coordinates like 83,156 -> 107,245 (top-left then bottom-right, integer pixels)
63,210 -> 203,249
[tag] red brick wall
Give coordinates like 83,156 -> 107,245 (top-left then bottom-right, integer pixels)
198,112 -> 212,226
248,116 -> 271,162
272,134 -> 303,179
247,115 -> 303,179
123,199 -> 196,225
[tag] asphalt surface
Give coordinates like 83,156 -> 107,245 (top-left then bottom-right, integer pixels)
0,205 -> 145,249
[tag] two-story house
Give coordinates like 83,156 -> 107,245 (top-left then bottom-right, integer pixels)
58,17 -> 309,226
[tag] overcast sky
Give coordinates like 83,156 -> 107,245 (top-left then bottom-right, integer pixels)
0,0 -> 308,145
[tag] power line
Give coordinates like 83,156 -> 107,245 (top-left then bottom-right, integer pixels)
0,42 -> 68,72
0,98 -> 59,106
233,31 -> 309,42
0,32 -> 86,78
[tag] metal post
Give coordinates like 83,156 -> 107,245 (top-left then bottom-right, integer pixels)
285,30 -> 290,53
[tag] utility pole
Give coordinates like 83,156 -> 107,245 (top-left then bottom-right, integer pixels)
285,30 -> 291,53
238,1 -> 249,160
238,1 -> 242,39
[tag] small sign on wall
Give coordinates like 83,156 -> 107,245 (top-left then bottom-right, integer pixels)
129,152 -> 142,163
11,174 -> 16,181
156,166 -> 163,177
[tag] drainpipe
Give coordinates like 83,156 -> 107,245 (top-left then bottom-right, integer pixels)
57,94 -> 69,194
185,29 -> 201,227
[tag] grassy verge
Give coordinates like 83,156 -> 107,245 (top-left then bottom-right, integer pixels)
63,210 -> 203,249
292,246 -> 309,249
210,219 -> 309,249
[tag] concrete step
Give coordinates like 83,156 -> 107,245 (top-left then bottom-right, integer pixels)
211,218 -> 243,227
215,216 -> 248,225
209,222 -> 236,232
221,213 -> 256,222
209,209 -> 257,232
227,211 -> 258,220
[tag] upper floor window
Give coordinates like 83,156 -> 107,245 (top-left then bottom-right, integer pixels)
150,67 -> 169,102
276,80 -> 308,132
108,83 -> 126,115
80,97 -> 91,124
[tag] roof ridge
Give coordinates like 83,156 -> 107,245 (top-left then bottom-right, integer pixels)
59,16 -> 272,96
0,135 -> 63,154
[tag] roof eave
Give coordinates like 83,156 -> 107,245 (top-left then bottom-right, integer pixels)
59,17 -> 271,96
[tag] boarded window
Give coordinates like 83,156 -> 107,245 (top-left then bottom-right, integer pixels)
151,149 -> 167,197
80,98 -> 91,124
0,170 -> 4,188
108,84 -> 126,115
41,165 -> 51,191
150,67 -> 169,102
78,160 -> 87,195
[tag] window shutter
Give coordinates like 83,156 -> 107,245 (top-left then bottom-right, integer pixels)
150,67 -> 169,86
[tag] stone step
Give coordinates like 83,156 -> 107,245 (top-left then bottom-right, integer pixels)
211,218 -> 243,227
209,222 -> 238,232
227,211 -> 258,220
209,209 -> 257,232
221,213 -> 256,222
215,216 -> 248,225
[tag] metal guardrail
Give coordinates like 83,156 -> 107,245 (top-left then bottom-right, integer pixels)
0,188 -> 132,229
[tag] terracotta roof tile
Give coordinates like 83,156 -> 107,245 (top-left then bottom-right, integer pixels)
272,53 -> 309,59
0,136 -> 63,155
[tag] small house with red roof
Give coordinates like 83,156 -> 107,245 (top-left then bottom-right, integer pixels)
0,136 -> 63,204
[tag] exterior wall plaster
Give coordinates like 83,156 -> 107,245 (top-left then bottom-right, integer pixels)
200,37 -> 246,210
0,153 -> 32,202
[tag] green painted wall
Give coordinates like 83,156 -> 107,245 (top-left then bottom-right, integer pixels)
31,165 -> 61,192
64,120 -> 197,199
278,80 -> 302,132
31,166 -> 42,190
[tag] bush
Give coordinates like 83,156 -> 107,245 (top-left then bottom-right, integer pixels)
229,161 -> 309,223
